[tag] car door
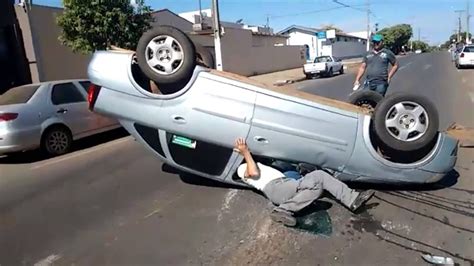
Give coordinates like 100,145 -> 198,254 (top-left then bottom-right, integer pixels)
158,76 -> 257,178
76,80 -> 117,128
49,82 -> 95,137
246,92 -> 358,171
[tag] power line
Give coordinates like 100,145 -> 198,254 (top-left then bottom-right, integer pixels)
269,3 -> 367,19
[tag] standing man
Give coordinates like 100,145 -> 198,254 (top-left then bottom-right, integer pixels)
234,138 -> 375,227
353,34 -> 399,97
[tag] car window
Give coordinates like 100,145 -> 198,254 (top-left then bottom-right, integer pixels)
78,81 -> 91,93
51,82 -> 86,105
314,56 -> 331,63
0,85 -> 41,106
463,46 -> 474,53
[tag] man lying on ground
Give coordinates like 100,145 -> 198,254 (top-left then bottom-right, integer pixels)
234,137 -> 375,227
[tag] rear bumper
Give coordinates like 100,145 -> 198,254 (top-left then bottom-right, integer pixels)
458,58 -> 474,66
0,129 -> 40,154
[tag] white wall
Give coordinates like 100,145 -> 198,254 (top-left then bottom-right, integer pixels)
286,30 -> 317,60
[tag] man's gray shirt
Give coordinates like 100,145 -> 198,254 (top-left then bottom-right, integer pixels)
363,48 -> 397,84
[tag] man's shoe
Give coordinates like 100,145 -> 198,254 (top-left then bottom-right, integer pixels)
270,209 -> 297,227
350,190 -> 375,212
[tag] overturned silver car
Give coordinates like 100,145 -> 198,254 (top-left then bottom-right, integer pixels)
86,26 -> 458,186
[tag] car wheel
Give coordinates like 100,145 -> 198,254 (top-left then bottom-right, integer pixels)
373,93 -> 439,152
41,126 -> 73,156
340,66 -> 344,74
327,68 -> 333,77
348,90 -> 383,112
136,26 -> 196,85
195,43 -> 214,69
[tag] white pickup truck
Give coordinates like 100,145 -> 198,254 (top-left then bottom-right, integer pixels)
303,55 -> 344,79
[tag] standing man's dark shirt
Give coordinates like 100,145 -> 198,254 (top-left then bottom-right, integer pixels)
363,48 -> 397,84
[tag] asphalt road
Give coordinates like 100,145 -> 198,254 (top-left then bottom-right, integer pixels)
0,51 -> 473,266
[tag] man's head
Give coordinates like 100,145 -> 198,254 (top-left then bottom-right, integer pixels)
371,34 -> 384,51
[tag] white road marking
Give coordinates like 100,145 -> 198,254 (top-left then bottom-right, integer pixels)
469,92 -> 474,103
217,189 -> 239,222
31,137 -> 130,170
423,64 -> 432,70
398,62 -> 413,71
34,254 -> 61,266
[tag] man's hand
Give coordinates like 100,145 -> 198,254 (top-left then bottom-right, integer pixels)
234,137 -> 249,155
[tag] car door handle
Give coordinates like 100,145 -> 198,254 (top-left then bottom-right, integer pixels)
253,136 -> 268,144
57,108 -> 68,114
172,115 -> 186,124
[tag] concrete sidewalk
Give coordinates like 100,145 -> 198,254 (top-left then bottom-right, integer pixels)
250,58 -> 362,86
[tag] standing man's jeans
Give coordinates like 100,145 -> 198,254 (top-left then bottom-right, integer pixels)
364,80 -> 389,97
262,170 -> 359,214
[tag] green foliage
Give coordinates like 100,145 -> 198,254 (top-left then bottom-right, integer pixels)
411,40 -> 429,52
377,24 -> 413,54
57,0 -> 154,54
440,32 -> 472,48
320,24 -> 343,33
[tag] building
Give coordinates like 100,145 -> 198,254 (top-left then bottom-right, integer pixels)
169,9 -> 304,76
2,3 -> 304,94
278,25 -> 367,61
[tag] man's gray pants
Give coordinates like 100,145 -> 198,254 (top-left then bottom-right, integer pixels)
262,170 -> 358,213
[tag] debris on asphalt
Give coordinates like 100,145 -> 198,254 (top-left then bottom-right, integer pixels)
421,254 -> 454,265
446,123 -> 474,148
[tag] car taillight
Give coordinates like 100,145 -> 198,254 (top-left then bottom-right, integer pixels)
87,84 -> 101,110
0,113 -> 18,122
460,53 -> 464,58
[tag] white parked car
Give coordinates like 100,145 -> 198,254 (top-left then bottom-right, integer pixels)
415,49 -> 422,54
0,80 -> 120,156
455,45 -> 474,69
303,55 -> 344,79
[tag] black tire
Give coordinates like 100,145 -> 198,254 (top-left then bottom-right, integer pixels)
340,66 -> 344,74
136,26 -> 196,85
195,44 -> 215,69
348,90 -> 383,110
305,74 -> 312,79
41,125 -> 72,156
373,93 -> 439,152
327,68 -> 333,77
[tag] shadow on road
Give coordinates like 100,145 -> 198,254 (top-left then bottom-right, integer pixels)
348,169 -> 460,192
0,128 -> 129,165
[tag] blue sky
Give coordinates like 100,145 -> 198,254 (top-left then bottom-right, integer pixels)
34,0 -> 472,45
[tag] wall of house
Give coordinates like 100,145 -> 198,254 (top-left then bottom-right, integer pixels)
151,11 -> 193,31
331,41 -> 366,59
285,30 -> 317,60
252,34 -> 286,47
17,5 -> 91,82
220,27 -> 305,76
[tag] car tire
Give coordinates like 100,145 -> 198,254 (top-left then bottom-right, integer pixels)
41,125 -> 73,156
327,68 -> 333,77
136,26 -> 196,85
348,90 -> 383,110
373,93 -> 439,152
340,66 -> 344,74
195,43 -> 214,69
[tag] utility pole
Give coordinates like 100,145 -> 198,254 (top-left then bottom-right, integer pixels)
418,28 -> 420,42
455,10 -> 465,42
366,0 -> 370,51
211,0 -> 223,71
467,0 -> 471,44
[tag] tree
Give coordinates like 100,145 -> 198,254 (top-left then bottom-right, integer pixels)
411,40 -> 429,52
320,24 -> 343,33
377,24 -> 413,54
441,32 -> 472,49
57,0 -> 153,54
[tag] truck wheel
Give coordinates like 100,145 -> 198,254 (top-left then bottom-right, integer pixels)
136,26 -> 196,85
327,68 -> 333,77
373,93 -> 439,152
